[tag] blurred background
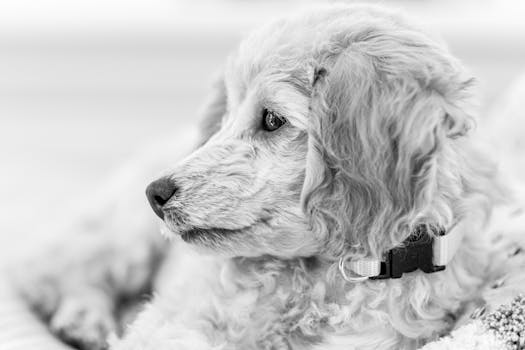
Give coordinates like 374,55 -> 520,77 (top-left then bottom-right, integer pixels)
1,0 -> 525,265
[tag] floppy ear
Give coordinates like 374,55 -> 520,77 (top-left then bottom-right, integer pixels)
301,48 -> 479,260
197,72 -> 228,146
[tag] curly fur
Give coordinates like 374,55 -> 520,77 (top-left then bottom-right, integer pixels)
16,4 -> 511,350
111,4 -> 506,349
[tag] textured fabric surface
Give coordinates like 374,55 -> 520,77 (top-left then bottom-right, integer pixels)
419,321 -> 508,350
0,275 -> 73,350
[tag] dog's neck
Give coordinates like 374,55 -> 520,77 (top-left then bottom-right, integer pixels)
228,217 -> 489,348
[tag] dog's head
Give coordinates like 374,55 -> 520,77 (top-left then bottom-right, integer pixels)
146,5 -> 491,260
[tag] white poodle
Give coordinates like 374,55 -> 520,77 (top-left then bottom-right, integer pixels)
16,4 -> 522,350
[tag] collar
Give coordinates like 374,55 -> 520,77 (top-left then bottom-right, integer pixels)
338,224 -> 464,282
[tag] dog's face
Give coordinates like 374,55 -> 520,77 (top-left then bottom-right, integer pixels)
159,65 -> 314,257
147,5 -> 476,259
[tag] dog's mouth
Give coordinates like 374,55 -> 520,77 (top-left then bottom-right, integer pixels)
180,227 -> 243,243
161,211 -> 247,243
162,210 -> 265,245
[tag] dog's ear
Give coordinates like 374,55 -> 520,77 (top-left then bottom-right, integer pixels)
197,72 -> 228,146
301,48 -> 478,259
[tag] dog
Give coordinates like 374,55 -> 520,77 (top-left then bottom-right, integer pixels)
16,4 -> 512,350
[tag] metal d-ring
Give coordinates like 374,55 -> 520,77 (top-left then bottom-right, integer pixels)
338,256 -> 369,283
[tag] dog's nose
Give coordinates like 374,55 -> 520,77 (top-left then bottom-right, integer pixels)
145,177 -> 178,219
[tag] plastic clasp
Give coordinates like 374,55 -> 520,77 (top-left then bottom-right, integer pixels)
370,231 -> 445,280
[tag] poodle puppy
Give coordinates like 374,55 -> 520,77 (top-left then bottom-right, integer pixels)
17,4 -> 509,350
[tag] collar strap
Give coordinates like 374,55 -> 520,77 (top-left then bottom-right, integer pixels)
339,224 -> 464,282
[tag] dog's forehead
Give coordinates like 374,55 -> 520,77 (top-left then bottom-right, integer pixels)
226,27 -> 313,92
224,48 -> 313,110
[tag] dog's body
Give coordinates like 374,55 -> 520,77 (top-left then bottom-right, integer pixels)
16,4 -> 524,350
111,230 -> 490,350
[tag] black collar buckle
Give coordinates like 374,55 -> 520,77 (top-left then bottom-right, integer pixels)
370,226 -> 446,280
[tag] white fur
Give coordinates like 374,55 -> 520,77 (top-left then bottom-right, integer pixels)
14,4 -> 524,350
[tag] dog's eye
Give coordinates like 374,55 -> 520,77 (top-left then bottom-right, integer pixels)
262,108 -> 286,132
